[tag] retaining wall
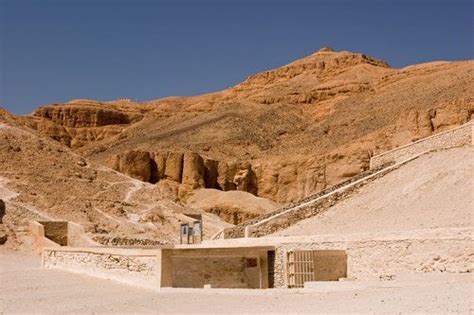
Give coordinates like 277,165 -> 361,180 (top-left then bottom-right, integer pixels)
370,122 -> 472,169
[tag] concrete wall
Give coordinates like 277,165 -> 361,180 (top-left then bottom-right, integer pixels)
370,122 -> 472,169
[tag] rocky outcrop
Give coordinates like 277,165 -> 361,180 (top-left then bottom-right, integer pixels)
237,50 -> 390,88
391,99 -> 473,147
33,105 -> 132,128
110,151 -> 152,182
163,152 -> 184,183
29,103 -> 144,149
108,150 -> 261,199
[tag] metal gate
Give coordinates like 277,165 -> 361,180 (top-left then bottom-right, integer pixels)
287,250 -> 315,288
286,250 -> 348,288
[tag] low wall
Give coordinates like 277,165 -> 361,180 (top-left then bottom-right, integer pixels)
42,247 -> 163,289
370,122 -> 472,169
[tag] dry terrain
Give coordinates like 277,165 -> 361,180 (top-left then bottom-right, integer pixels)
0,121 -> 228,247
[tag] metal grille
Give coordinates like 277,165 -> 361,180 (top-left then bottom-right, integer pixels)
287,250 -> 315,288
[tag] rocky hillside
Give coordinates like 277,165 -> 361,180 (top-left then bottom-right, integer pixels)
6,48 -> 474,206
0,118 -> 233,248
275,146 -> 474,237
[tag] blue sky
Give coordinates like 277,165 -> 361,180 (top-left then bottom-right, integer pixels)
1,0 -> 472,115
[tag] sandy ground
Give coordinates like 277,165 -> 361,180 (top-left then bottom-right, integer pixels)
1,251 -> 473,314
276,147 -> 474,237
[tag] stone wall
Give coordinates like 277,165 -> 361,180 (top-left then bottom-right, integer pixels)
272,228 -> 473,287
30,220 -> 97,252
42,247 -> 161,289
370,122 -> 472,169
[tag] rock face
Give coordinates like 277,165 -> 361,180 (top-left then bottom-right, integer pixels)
163,152 -> 184,183
34,105 -> 131,128
29,102 -> 143,148
110,151 -> 152,182
109,150 -> 259,200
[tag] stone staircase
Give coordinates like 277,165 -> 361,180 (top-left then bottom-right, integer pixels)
213,121 -> 472,240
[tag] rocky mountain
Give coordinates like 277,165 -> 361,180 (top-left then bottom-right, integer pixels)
0,48 -> 472,246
